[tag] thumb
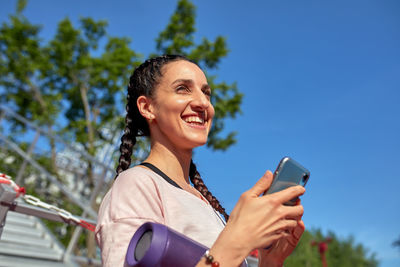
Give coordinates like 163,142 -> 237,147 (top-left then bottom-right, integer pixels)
248,170 -> 273,196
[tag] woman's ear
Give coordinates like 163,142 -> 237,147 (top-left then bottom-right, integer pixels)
137,95 -> 155,121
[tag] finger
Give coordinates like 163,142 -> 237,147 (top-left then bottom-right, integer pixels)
288,214 -> 304,222
293,220 -> 305,239
286,221 -> 306,247
248,170 -> 273,196
271,185 -> 305,204
264,231 -> 291,248
268,218 -> 299,235
282,205 -> 304,220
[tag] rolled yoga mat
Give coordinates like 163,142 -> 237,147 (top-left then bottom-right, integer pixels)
126,222 -> 208,267
126,222 -> 248,267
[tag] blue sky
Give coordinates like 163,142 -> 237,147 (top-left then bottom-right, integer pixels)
1,0 -> 399,266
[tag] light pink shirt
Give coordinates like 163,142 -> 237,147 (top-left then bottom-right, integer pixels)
95,166 -> 225,266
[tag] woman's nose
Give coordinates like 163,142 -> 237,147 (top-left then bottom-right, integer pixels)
191,90 -> 210,110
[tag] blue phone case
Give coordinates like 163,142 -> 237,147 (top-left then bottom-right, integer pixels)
265,157 -> 310,205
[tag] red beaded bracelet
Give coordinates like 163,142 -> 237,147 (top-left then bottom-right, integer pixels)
204,250 -> 220,267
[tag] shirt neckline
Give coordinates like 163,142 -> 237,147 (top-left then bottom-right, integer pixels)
139,162 -> 211,205
140,162 -> 182,189
139,162 -> 226,225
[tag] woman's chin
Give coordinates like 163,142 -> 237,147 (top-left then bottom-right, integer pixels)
182,137 -> 208,150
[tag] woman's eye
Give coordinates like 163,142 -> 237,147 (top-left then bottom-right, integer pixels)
203,89 -> 212,98
176,85 -> 190,93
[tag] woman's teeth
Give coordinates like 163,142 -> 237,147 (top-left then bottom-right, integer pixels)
184,116 -> 204,124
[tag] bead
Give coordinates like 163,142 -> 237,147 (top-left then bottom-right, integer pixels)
204,250 -> 219,267
206,254 -> 213,263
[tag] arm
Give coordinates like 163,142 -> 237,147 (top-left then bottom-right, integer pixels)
196,171 -> 305,267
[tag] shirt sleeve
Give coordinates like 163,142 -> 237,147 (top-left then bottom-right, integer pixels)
96,168 -> 165,267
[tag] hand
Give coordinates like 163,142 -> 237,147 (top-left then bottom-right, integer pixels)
229,170 -> 305,250
205,171 -> 305,266
258,219 -> 305,267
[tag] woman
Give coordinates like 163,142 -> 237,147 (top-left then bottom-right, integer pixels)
95,55 -> 305,267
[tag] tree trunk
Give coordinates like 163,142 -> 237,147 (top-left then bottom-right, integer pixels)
79,84 -> 97,259
29,82 -> 47,110
47,126 -> 58,175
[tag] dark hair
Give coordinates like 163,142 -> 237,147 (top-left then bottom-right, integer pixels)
116,55 -> 229,221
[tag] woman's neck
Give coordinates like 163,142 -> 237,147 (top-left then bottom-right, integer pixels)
145,141 -> 192,185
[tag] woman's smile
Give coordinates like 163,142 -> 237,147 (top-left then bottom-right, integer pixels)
182,111 -> 208,128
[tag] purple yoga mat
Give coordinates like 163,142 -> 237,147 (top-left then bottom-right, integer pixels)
126,222 -> 207,267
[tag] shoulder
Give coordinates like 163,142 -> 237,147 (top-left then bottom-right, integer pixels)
113,165 -> 151,183
110,166 -> 163,202
97,165 -> 165,222
114,165 -> 158,185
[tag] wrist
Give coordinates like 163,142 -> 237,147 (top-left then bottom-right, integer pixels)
208,225 -> 250,266
202,250 -> 220,267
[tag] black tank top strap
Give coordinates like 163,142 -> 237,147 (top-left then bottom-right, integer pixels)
140,162 -> 182,190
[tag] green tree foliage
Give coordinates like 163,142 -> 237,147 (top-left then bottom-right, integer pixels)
0,0 -> 62,178
285,229 -> 378,267
155,0 -> 243,150
46,17 -> 140,156
0,0 -> 61,130
0,0 -> 140,178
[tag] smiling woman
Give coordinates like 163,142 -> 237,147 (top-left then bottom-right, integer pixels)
95,55 -> 306,267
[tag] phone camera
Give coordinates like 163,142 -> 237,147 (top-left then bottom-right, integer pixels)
302,174 -> 309,183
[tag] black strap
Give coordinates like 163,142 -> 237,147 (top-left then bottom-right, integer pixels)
140,162 -> 183,190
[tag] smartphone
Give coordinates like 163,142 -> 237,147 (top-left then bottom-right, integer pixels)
265,157 -> 310,205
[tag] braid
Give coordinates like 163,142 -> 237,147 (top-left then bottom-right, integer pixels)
189,160 -> 229,222
115,102 -> 137,177
115,55 -> 191,178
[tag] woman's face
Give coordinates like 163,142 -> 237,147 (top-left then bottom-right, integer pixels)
149,60 -> 214,150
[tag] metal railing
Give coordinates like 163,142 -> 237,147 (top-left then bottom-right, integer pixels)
0,104 -> 120,266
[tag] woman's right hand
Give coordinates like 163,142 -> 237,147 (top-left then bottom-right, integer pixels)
201,171 -> 305,266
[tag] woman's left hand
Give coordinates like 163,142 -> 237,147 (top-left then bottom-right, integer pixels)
258,219 -> 305,267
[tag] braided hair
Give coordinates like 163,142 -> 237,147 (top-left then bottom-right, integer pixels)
116,55 -> 229,221
189,160 -> 229,221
